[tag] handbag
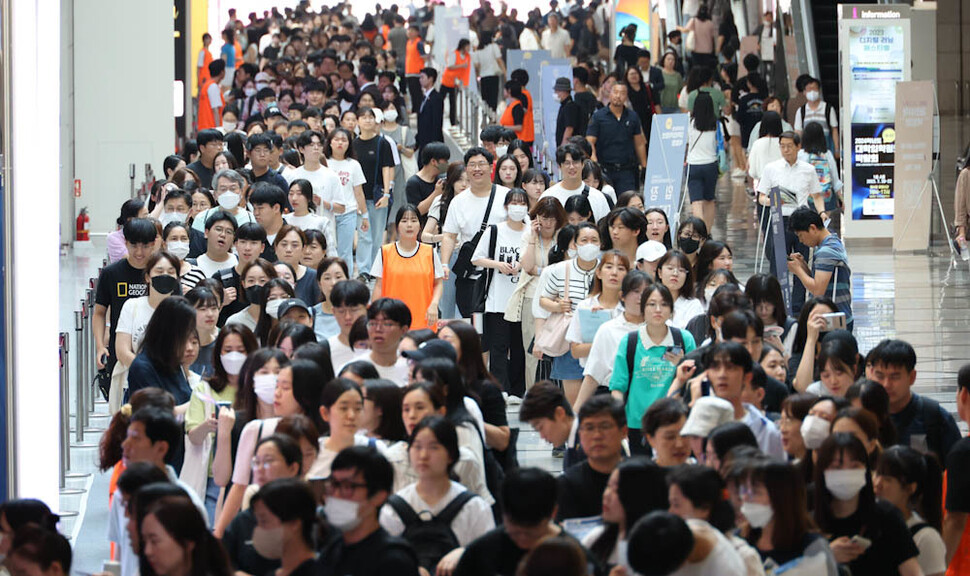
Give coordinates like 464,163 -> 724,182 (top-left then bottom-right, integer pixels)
451,184 -> 497,279
715,120 -> 729,175
535,262 -> 573,357
468,225 -> 498,314
179,380 -> 214,502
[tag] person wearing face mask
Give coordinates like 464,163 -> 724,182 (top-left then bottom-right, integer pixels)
675,217 -> 708,269
554,77 -> 583,149
127,297 -> 197,407
738,459 -> 839,576
537,222 -> 602,405
223,445 -> 305,576
814,433 -> 921,576
253,278 -> 297,347
183,324 -> 258,523
794,78 -> 840,159
226,259 -> 278,332
318,446 -> 422,576
153,189 -> 207,258
192,170 -> 256,234
162,222 -> 205,293
471,190 -> 529,397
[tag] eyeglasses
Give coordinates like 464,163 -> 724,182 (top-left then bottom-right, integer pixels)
662,265 -> 687,275
367,320 -> 401,330
251,457 -> 280,470
679,233 -> 702,241
560,159 -> 582,168
211,226 -> 235,237
466,161 -> 490,169
579,422 -> 617,434
334,306 -> 366,317
324,478 -> 368,496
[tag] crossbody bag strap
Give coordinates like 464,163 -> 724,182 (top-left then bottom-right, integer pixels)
478,184 -> 497,234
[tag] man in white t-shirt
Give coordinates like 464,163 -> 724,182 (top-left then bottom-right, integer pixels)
363,298 -> 412,386
327,280 -> 370,374
193,210 -> 239,277
440,147 -> 510,318
793,77 -> 840,158
541,143 -> 612,221
284,130 -> 342,218
541,13 -> 573,59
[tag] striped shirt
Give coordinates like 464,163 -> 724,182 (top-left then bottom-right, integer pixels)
813,233 -> 852,324
539,259 -> 597,309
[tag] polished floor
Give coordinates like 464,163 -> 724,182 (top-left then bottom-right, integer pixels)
57,118 -> 970,571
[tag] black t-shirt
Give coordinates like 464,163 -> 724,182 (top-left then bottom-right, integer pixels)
825,500 -> 919,574
405,174 -> 437,207
223,509 -> 281,576
762,374 -> 790,415
355,135 -> 396,202
454,526 -> 603,576
556,97 -> 582,147
890,393 -> 962,468
186,159 -> 215,189
476,381 -> 509,428
319,527 -> 420,576
556,461 -> 611,521
95,259 -> 148,363
613,44 -> 640,70
574,91 -> 599,128
947,437 -> 970,512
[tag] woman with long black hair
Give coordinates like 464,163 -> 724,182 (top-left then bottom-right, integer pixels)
686,91 -> 723,230
128,296 -> 197,407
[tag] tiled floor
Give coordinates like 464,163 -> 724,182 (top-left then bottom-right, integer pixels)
58,120 -> 970,571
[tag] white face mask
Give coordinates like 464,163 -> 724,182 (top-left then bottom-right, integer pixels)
253,373 -> 278,405
383,108 -> 398,123
741,501 -> 774,528
166,241 -> 191,260
704,286 -> 717,301
567,247 -> 577,258
552,93 -> 562,103
806,90 -> 820,102
159,211 -> 187,227
824,468 -> 868,501
265,298 -> 284,318
218,191 -> 241,210
220,351 -> 247,376
576,243 -> 601,262
244,87 -> 257,97
495,145 -> 508,158
223,120 -> 237,132
507,205 -> 528,222
251,525 -> 284,559
800,414 -> 831,450
324,497 -> 362,532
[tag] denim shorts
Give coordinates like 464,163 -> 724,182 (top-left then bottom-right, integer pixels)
687,161 -> 719,202
550,352 -> 584,380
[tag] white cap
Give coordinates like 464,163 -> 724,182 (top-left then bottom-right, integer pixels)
680,396 -> 735,438
636,240 -> 667,263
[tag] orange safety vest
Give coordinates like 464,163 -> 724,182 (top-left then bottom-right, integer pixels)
442,50 -> 471,88
234,40 -> 243,68
406,37 -> 424,75
522,89 -> 536,142
198,78 -> 223,131
380,243 -> 436,330
199,48 -> 213,88
382,24 -> 390,41
500,97 -> 534,143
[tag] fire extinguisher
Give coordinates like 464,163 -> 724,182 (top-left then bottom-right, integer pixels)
76,208 -> 90,241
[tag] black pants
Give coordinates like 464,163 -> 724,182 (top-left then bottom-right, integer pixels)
691,52 -> 718,71
441,85 -> 458,126
483,313 -> 526,398
480,75 -> 500,112
603,166 -> 639,195
407,76 -> 424,114
628,428 -> 650,456
765,213 -> 808,316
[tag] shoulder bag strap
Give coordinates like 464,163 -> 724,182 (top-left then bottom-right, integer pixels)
561,258 -> 571,302
477,184 -> 497,234
436,491 -> 477,523
671,327 -> 684,348
625,330 -> 639,402
483,225 -> 499,296
373,135 -> 384,199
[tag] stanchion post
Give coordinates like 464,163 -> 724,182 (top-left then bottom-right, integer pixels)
79,299 -> 91,432
59,333 -> 69,488
73,311 -> 85,442
85,289 -> 96,411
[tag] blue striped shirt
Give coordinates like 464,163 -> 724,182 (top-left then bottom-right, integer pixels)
813,234 -> 852,324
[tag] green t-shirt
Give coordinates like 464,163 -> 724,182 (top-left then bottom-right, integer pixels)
687,87 -> 726,117
185,379 -> 237,476
609,326 -> 696,429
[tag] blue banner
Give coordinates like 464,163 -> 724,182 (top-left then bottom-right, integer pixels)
643,113 -> 689,228
539,60 -> 573,177
769,187 -> 792,315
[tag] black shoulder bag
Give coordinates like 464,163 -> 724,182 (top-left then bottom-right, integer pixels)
451,184 -> 497,279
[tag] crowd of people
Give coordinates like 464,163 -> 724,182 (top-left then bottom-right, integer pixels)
29,2 -> 965,576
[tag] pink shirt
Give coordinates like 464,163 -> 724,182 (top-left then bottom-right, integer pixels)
106,229 -> 127,263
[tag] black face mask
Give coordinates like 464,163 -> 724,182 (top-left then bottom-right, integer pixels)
679,237 -> 700,255
151,275 -> 180,295
245,285 -> 265,304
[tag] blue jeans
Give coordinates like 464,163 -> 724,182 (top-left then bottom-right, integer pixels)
334,211 -> 357,275
440,251 -> 459,319
204,477 -> 220,525
357,200 -> 389,275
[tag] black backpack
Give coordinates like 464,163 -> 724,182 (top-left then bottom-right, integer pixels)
386,491 -> 477,572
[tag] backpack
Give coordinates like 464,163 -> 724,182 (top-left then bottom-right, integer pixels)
624,327 -> 685,403
581,183 -> 615,210
806,153 -> 834,198
386,491 -> 477,573
799,102 -> 837,133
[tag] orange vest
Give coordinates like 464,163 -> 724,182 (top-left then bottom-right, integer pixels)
198,78 -> 223,130
382,24 -> 390,41
406,37 -> 424,75
442,50 -> 471,88
522,89 -> 536,142
234,41 -> 243,68
500,97 -> 535,143
945,469 -> 970,576
199,48 -> 214,88
380,243 -> 436,330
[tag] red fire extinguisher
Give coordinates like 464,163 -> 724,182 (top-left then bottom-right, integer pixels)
76,208 -> 90,241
